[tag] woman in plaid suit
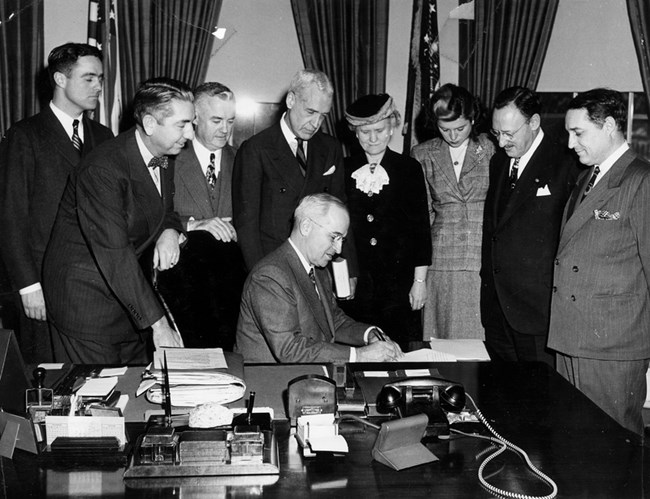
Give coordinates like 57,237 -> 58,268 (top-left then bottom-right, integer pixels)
411,84 -> 495,339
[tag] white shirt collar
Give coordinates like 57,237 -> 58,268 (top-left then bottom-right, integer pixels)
280,112 -> 307,156
288,237 -> 313,275
511,128 -> 545,174
593,141 -> 629,185
192,138 -> 222,176
135,129 -> 155,166
49,101 -> 84,142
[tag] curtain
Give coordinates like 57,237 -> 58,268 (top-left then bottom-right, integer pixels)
117,0 -> 222,129
291,0 -> 389,149
466,0 -> 559,110
627,0 -> 650,109
0,0 -> 43,136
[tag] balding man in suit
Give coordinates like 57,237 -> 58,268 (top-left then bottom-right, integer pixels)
0,43 -> 113,363
235,194 -> 401,363
158,82 -> 245,349
549,88 -> 650,437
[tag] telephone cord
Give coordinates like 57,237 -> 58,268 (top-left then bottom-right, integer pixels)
450,393 -> 558,499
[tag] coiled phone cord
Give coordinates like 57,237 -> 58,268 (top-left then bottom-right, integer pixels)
451,393 -> 558,499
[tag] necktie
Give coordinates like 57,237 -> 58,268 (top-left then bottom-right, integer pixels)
308,268 -> 319,298
206,152 -> 217,189
509,158 -> 520,189
71,119 -> 83,153
581,165 -> 601,200
296,138 -> 307,176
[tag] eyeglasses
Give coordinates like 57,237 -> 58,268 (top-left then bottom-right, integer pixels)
491,120 -> 529,141
308,218 -> 346,245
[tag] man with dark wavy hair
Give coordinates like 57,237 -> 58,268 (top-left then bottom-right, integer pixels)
43,78 -> 192,364
0,42 -> 113,363
549,88 -> 650,437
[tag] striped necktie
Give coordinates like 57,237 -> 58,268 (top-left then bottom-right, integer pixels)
71,119 -> 83,153
296,138 -> 307,176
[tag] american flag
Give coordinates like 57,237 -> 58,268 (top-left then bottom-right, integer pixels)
88,0 -> 122,135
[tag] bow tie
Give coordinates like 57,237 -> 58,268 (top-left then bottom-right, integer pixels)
148,156 -> 168,170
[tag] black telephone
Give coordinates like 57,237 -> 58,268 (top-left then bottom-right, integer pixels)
376,376 -> 466,436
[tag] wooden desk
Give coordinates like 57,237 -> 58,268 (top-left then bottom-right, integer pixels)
3,362 -> 648,498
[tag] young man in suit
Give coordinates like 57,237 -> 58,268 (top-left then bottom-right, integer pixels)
480,86 -> 578,365
158,82 -> 245,349
233,70 -> 355,283
549,88 -> 650,437
42,78 -> 190,364
235,193 -> 402,363
0,43 -> 113,363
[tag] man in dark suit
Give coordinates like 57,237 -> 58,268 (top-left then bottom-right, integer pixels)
158,82 -> 245,349
549,88 -> 650,437
235,193 -> 402,363
42,78 -> 190,364
0,43 -> 113,363
481,86 -> 578,365
233,70 -> 355,285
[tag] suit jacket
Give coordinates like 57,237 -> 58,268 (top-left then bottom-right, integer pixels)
42,129 -> 182,340
233,122 -> 347,270
0,106 -> 113,291
411,134 -> 495,271
235,241 -> 369,363
481,133 -> 579,335
172,142 -> 236,227
345,148 -> 431,279
548,150 -> 650,360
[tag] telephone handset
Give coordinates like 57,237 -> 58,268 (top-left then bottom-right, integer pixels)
376,376 -> 466,436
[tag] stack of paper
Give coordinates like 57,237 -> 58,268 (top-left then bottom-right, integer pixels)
141,348 -> 246,407
401,339 -> 490,362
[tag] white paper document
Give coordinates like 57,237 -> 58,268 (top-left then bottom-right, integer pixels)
154,347 -> 227,369
402,349 -> 456,362
428,339 -> 490,361
45,415 -> 126,446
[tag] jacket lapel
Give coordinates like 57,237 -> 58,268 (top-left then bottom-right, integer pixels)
284,245 -> 332,340
178,143 -> 214,218
558,151 -> 633,252
266,123 -> 307,193
40,107 -> 82,167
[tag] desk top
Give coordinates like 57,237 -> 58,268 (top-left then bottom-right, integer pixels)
4,361 -> 649,498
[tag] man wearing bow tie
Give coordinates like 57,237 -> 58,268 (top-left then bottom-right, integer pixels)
233,70 -> 355,284
549,88 -> 650,437
0,43 -> 113,363
481,86 -> 578,365
42,78 -> 191,364
157,82 -> 245,349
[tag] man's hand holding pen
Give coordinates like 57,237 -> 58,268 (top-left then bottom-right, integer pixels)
358,327 -> 403,362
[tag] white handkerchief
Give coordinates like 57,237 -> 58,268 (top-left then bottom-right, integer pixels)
536,185 -> 551,196
323,165 -> 336,176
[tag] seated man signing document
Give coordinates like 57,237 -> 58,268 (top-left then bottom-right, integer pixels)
235,193 -> 403,363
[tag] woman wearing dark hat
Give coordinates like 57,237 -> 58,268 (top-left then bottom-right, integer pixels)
411,84 -> 495,339
340,94 -> 431,349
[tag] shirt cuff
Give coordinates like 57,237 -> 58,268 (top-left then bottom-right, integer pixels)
19,283 -> 42,295
349,347 -> 357,362
363,326 -> 385,344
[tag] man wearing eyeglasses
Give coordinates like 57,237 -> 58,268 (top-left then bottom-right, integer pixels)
235,193 -> 402,363
480,86 -> 579,366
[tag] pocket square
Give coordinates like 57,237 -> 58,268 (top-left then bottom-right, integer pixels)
594,209 -> 620,220
536,185 -> 551,196
323,165 -> 336,176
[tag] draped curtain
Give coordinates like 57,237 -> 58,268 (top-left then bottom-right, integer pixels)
0,0 -> 43,136
117,0 -> 222,128
291,0 -> 389,149
465,0 -> 559,110
627,0 -> 650,110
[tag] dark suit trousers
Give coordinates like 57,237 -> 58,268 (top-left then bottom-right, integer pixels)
484,294 -> 555,367
557,353 -> 648,438
156,231 -> 246,350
